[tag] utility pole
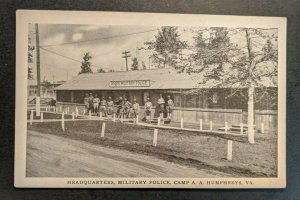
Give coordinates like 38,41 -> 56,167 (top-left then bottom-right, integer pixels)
122,51 -> 131,71
35,24 -> 41,116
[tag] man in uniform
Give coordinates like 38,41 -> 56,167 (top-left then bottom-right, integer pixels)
132,98 -> 140,119
166,95 -> 174,119
99,96 -> 107,117
83,93 -> 89,114
157,94 -> 165,118
106,96 -> 114,117
145,97 -> 152,122
93,94 -> 100,114
124,98 -> 132,118
88,93 -> 94,113
115,96 -> 124,118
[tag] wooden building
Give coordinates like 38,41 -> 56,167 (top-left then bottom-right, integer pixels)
55,68 -> 277,131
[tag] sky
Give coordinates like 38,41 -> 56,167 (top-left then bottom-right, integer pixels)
28,24 -> 277,83
28,24 -> 163,82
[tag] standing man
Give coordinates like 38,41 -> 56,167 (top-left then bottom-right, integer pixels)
100,96 -> 107,117
106,96 -> 114,117
84,93 -> 89,114
116,97 -> 124,118
93,94 -> 100,114
132,98 -> 140,119
166,95 -> 174,119
124,98 -> 132,118
145,97 -> 152,122
88,93 -> 94,113
157,94 -> 165,118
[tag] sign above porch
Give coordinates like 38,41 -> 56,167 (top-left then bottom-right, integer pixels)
109,80 -> 151,88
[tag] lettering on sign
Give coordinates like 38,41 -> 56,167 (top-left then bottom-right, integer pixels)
109,80 -> 150,87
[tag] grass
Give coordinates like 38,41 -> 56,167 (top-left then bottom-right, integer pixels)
27,116 -> 277,178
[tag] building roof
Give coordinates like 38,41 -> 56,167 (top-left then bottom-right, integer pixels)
28,80 -> 66,86
55,68 -> 200,91
55,68 -> 277,91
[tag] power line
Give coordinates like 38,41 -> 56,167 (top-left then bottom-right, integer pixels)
40,47 -> 104,69
40,47 -> 82,63
40,28 -> 159,47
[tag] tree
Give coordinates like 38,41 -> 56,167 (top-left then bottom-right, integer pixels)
79,52 -> 93,74
142,61 -> 147,70
28,36 -> 35,79
131,57 -> 139,71
97,68 -> 106,73
191,27 -> 278,144
145,26 -> 188,69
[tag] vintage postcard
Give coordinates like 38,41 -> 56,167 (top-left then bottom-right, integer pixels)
15,10 -> 286,188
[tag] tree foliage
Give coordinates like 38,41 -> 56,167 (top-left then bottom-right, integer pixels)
97,68 -> 106,73
131,57 -> 139,71
191,28 -> 278,96
28,36 -> 35,80
145,26 -> 187,69
79,52 -> 93,74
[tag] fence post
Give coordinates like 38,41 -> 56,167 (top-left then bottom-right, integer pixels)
61,112 -> 65,131
30,110 -> 33,125
75,107 -> 78,117
67,107 -> 70,113
113,113 -> 116,122
100,112 -> 102,120
181,118 -> 184,129
227,140 -> 233,161
72,112 -> 75,121
261,123 -> 265,133
101,122 -> 106,137
157,117 -> 161,126
89,110 -> 91,119
136,115 -> 139,124
210,121 -> 213,132
153,129 -> 158,147
41,112 -> 44,122
200,119 -> 203,131
46,107 -> 48,112
225,122 -> 228,133
121,114 -> 124,123
240,123 -> 243,135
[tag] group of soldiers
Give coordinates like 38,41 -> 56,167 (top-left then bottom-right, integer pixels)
83,93 -> 174,121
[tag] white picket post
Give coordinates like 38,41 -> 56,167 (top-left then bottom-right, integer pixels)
200,119 -> 203,131
41,112 -> 43,122
67,107 -> 70,113
113,113 -> 116,122
153,129 -> 158,147
101,122 -> 106,137
121,114 -> 123,123
210,121 -> 213,132
157,117 -> 161,126
89,110 -> 91,119
61,112 -> 65,131
72,112 -> 75,121
100,112 -> 102,120
136,115 -> 139,124
240,123 -> 244,135
261,123 -> 265,133
75,107 -> 78,117
225,122 -> 228,133
181,118 -> 184,129
30,110 -> 33,125
227,140 -> 233,161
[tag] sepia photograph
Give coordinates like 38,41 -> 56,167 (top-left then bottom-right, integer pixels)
15,10 -> 286,188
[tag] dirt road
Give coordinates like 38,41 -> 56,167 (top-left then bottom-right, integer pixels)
26,130 -> 229,177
